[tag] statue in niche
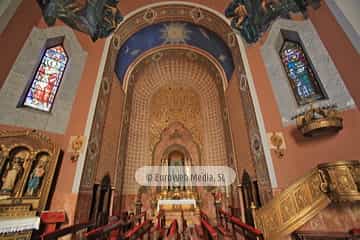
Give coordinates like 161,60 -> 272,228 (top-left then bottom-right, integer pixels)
168,151 -> 185,192
25,154 -> 49,196
225,0 -> 320,43
37,0 -> 123,41
0,150 -> 28,193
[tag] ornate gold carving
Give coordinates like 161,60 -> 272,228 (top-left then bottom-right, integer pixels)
268,132 -> 286,158
0,204 -> 35,218
254,160 -> 360,239
190,8 -> 204,23
68,136 -> 85,162
143,8 -> 157,24
0,231 -> 32,240
0,130 -> 60,211
293,104 -> 343,137
0,130 -> 60,239
318,160 -> 360,201
149,85 -> 202,153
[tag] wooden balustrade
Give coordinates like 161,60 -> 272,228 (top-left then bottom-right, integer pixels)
200,211 -> 218,240
84,218 -> 128,240
349,228 -> 360,237
38,211 -> 152,240
38,222 -> 96,240
84,212 -> 152,240
218,209 -> 263,240
165,219 -> 179,240
152,210 -> 166,239
123,220 -> 153,240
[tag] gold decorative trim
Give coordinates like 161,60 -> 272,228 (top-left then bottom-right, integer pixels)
294,105 -> 343,137
0,204 -> 36,218
0,130 -> 60,212
0,231 -> 32,240
255,160 -> 360,239
318,160 -> 360,201
299,118 -> 343,136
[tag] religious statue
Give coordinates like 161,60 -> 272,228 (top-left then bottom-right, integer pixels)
0,150 -> 28,193
25,155 -> 49,196
225,0 -> 320,43
37,0 -> 123,41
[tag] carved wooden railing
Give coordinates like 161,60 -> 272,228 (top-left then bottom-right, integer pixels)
165,219 -> 179,240
254,160 -> 360,240
39,222 -> 95,240
151,210 -> 166,239
83,212 -> 152,240
200,210 -> 218,240
218,209 -> 264,240
84,219 -> 126,240
122,219 -> 153,240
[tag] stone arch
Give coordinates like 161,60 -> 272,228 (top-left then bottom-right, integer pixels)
121,47 -> 229,196
76,2 -> 275,221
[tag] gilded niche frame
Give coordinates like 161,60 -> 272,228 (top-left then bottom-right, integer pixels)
0,130 -> 61,212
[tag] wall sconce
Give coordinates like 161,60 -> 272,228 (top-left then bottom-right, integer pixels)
267,132 -> 286,158
68,136 -> 85,161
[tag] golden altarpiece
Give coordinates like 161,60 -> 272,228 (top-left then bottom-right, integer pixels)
0,130 -> 60,240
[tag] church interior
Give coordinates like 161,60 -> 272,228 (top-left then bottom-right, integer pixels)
0,0 -> 359,239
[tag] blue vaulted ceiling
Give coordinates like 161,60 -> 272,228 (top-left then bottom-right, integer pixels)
115,21 -> 235,82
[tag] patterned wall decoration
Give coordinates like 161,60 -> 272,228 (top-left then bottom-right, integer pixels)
122,48 -> 228,195
149,86 -> 202,154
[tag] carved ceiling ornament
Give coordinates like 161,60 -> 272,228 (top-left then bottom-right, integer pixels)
149,85 -> 203,154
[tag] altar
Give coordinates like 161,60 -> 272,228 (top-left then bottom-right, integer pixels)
155,195 -> 200,226
157,199 -> 197,212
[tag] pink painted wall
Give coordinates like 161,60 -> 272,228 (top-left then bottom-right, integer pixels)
0,1 -> 105,223
246,2 -> 360,189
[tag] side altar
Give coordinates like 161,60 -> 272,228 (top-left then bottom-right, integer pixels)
0,130 -> 61,240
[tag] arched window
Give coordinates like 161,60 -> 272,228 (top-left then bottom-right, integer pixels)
280,40 -> 326,105
22,44 -> 68,112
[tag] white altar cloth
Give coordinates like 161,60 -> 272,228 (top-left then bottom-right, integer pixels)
0,216 -> 40,233
157,199 -> 196,211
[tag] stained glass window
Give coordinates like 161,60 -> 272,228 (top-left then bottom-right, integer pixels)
23,45 -> 68,112
280,40 -> 325,105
